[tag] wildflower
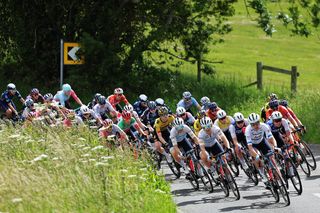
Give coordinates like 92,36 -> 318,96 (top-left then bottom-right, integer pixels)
91,145 -> 104,151
31,154 -> 48,162
12,198 -> 23,203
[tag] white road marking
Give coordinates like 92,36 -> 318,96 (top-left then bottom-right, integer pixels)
313,193 -> 320,199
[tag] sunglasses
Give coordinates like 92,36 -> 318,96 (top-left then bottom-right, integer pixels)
176,125 -> 184,131
179,113 -> 186,117
273,118 -> 282,123
236,120 -> 244,124
202,124 -> 212,130
250,121 -> 260,127
184,98 -> 191,101
219,116 -> 226,120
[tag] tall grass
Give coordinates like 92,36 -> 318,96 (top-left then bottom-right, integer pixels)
0,125 -> 176,213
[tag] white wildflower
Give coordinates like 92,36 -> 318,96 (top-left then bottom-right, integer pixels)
82,147 -> 90,151
95,162 -> 108,167
31,154 -> 48,162
78,137 -> 86,141
9,134 -> 21,139
139,177 -> 147,181
38,139 -> 45,143
81,160 -> 88,163
78,144 -> 86,148
91,145 -> 104,151
128,175 -> 137,178
101,156 -> 114,160
89,159 -> 96,162
120,169 -> 128,173
12,198 -> 23,203
139,168 -> 147,171
155,189 -> 166,194
52,157 -> 59,161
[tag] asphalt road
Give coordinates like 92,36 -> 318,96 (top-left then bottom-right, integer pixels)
163,144 -> 320,213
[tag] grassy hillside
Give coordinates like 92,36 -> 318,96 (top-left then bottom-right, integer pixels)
0,125 -> 176,213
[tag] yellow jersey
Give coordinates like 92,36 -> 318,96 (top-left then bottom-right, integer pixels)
213,116 -> 234,132
154,115 -> 175,132
193,119 -> 202,136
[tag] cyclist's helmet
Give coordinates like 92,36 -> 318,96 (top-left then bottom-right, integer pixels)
80,105 -> 90,114
248,113 -> 260,124
155,98 -> 164,106
7,83 -> 16,91
176,106 -> 186,116
25,99 -> 34,108
200,116 -> 212,128
138,94 -> 148,102
98,96 -> 106,105
279,99 -> 288,108
148,101 -> 157,110
103,119 -> 113,127
158,106 -> 169,116
183,91 -> 192,99
121,110 -> 131,120
269,99 -> 279,110
233,112 -> 244,122
208,102 -> 218,111
271,111 -> 282,120
114,88 -> 123,95
44,93 -> 53,101
197,110 -> 206,119
94,93 -> 102,101
217,110 -> 227,119
173,117 -> 184,128
200,96 -> 210,106
62,83 -> 72,92
269,93 -> 278,101
123,104 -> 134,112
30,88 -> 39,95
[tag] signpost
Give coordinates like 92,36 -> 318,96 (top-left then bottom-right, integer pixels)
60,39 -> 84,88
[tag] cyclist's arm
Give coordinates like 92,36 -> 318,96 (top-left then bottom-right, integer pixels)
7,102 -> 18,115
229,125 -> 240,151
70,90 -> 83,106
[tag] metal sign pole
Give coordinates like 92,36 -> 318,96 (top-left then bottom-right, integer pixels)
60,39 -> 64,89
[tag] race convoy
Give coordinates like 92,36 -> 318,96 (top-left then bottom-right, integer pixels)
1,84 -> 317,207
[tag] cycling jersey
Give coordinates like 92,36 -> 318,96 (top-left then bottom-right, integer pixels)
118,117 -> 139,132
206,107 -> 221,122
193,119 -> 201,135
22,108 -> 38,119
198,125 -> 223,147
213,116 -> 235,132
287,107 -> 298,120
53,90 -> 79,107
141,108 -> 158,127
107,94 -> 129,109
245,123 -> 273,145
266,119 -> 290,134
229,119 -> 249,144
0,90 -> 22,111
76,109 -> 98,124
177,97 -> 199,111
93,102 -> 115,118
133,101 -> 148,117
26,94 -> 45,104
99,124 -> 124,138
170,125 -> 195,146
154,115 -> 175,133
180,112 -> 195,126
265,105 -> 292,121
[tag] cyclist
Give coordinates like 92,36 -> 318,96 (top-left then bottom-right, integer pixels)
26,88 -> 44,104
198,116 -> 230,172
206,102 -> 221,122
155,98 -> 172,114
141,101 -> 158,129
133,94 -> 148,117
279,99 -> 305,130
245,113 -> 278,187
176,106 -> 195,127
93,95 -> 117,121
261,93 -> 278,122
213,109 -> 235,143
0,83 -> 25,119
200,96 -> 211,111
43,93 -> 67,120
87,93 -> 101,109
76,105 -> 102,126
229,112 -> 250,170
193,110 -> 206,136
22,99 -> 38,122
154,107 -> 175,163
54,83 -> 83,109
99,119 -> 129,144
123,104 -> 150,132
107,88 -> 129,112
266,100 -> 298,129
177,91 -> 201,115
170,117 -> 202,174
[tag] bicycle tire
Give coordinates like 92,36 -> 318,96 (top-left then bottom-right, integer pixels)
264,166 -> 280,203
167,159 -> 181,178
197,163 -> 214,192
287,159 -> 303,195
224,166 -> 240,200
209,166 -> 229,197
243,154 -> 259,185
295,146 -> 311,177
300,140 -> 317,170
228,152 -> 240,177
273,168 -> 290,206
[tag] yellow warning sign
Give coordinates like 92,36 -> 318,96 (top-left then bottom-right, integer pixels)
63,42 -> 84,65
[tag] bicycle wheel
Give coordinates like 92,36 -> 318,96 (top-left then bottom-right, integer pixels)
227,152 -> 240,177
167,159 -> 181,178
187,160 -> 199,190
300,140 -> 317,170
273,168 -> 290,206
274,153 -> 289,189
264,166 -> 280,203
295,146 -> 311,177
209,166 -> 229,197
243,154 -> 259,185
286,159 -> 303,195
224,166 -> 240,200
197,163 -> 214,192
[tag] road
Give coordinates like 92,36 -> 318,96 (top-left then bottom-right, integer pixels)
163,144 -> 320,213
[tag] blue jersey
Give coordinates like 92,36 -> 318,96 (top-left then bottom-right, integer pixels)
0,90 -> 22,103
177,97 -> 199,111
133,101 -> 148,117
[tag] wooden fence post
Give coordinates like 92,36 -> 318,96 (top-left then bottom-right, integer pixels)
257,62 -> 263,90
291,66 -> 297,93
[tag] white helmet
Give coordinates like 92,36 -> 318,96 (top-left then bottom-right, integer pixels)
234,112 -> 244,122
217,110 -> 227,119
138,94 -> 148,102
200,116 -> 212,128
155,98 -> 164,106
271,111 -> 282,120
7,83 -> 16,90
248,113 -> 260,124
123,104 -> 134,112
114,88 -> 123,95
176,106 -> 186,116
80,105 -> 90,114
200,96 -> 210,105
173,117 -> 184,127
183,91 -> 192,99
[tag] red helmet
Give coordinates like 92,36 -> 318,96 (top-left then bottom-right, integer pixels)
103,119 -> 113,127
121,110 -> 131,120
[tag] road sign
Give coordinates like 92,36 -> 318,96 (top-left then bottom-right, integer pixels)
63,42 -> 84,65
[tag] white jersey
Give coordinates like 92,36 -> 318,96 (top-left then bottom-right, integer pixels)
229,119 -> 249,139
198,125 -> 223,147
93,102 -> 115,117
76,109 -> 98,124
245,123 -> 273,145
170,125 -> 195,146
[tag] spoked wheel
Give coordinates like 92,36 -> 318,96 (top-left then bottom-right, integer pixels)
274,153 -> 289,189
294,146 -> 311,177
209,169 -> 229,197
286,159 -> 303,195
197,163 -> 214,192
264,167 -> 280,203
273,168 -> 290,206
187,171 -> 199,190
227,152 -> 240,177
243,155 -> 259,185
167,159 -> 181,178
224,166 -> 240,200
300,141 -> 317,170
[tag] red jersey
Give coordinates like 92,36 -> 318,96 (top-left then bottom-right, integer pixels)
107,94 -> 129,109
266,105 -> 291,120
206,107 -> 221,122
